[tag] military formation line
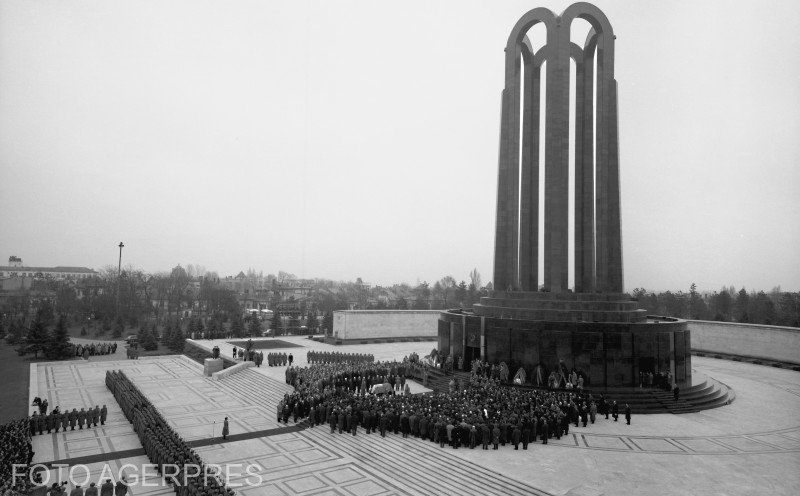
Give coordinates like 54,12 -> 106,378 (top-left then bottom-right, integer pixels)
28,406 -> 107,435
106,370 -> 236,496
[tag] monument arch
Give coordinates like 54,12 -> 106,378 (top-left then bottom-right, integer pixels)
441,3 -> 691,389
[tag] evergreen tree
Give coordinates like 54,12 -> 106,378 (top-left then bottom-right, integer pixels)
248,315 -> 263,336
322,311 -> 333,335
778,292 -> 799,327
271,310 -> 282,337
717,289 -> 733,321
162,320 -> 174,347
689,283 -> 708,320
80,326 -> 88,336
25,315 -> 50,358
138,322 -> 150,343
231,315 -> 244,338
306,312 -> 319,333
112,316 -> 124,338
170,324 -> 185,353
736,288 -> 750,323
455,281 -> 468,306
142,325 -> 158,351
45,315 -> 72,360
37,300 -> 55,327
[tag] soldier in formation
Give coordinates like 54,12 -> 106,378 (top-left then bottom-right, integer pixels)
105,370 -> 237,496
27,404 -> 108,436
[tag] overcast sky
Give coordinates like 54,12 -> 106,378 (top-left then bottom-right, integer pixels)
1,0 -> 798,292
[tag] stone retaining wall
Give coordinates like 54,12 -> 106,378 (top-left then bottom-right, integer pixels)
211,361 -> 254,381
688,320 -> 800,365
333,310 -> 439,341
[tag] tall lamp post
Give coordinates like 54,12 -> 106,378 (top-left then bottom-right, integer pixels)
116,242 -> 124,318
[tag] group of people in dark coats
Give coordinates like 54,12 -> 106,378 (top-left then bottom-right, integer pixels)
283,357 -> 633,451
28,405 -> 107,436
105,370 -> 236,496
305,351 -> 374,365
75,342 -> 117,358
0,418 -> 37,495
265,352 -> 289,366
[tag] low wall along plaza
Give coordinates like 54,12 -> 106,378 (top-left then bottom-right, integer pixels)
688,320 -> 800,365
333,310 -> 439,341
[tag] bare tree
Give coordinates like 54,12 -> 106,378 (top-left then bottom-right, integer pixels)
439,276 -> 456,307
469,268 -> 482,290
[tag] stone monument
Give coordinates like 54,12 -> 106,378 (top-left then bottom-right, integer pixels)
439,2 -> 691,388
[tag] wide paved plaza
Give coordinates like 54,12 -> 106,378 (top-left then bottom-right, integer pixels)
25,336 -> 800,496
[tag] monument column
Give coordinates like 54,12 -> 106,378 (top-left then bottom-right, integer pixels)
519,39 -> 540,292
543,19 -> 570,293
575,35 -> 597,293
493,43 -> 522,291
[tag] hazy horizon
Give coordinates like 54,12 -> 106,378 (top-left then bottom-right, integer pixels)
2,1 -> 798,292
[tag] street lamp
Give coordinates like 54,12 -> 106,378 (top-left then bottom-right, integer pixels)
116,242 -> 124,318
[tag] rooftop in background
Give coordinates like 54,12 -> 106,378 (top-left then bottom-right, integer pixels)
1,255 -> 97,281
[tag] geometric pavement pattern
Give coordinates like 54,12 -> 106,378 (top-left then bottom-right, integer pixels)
28,343 -> 800,496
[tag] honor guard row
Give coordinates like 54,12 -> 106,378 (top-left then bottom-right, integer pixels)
28,405 -> 107,435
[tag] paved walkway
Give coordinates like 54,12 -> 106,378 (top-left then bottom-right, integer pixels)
25,337 -> 800,496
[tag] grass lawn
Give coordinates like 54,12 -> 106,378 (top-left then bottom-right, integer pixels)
0,341 -> 56,424
0,323 -> 177,425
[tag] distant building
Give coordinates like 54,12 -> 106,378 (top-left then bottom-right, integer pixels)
0,256 -> 97,280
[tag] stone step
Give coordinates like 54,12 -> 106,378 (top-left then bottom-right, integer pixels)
302,421 -> 552,496
213,372 -> 288,405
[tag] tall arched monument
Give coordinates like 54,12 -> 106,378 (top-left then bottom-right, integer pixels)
439,2 -> 691,388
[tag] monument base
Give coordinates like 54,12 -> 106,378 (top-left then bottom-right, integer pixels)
204,358 -> 224,377
439,306 -> 691,388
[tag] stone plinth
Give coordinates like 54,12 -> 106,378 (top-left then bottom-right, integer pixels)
474,291 -> 648,323
204,358 -> 224,377
439,307 -> 691,388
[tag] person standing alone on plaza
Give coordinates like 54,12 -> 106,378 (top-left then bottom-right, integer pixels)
222,417 -> 229,440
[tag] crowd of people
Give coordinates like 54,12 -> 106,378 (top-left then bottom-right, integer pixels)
305,351 -> 374,365
75,342 -> 117,358
279,355 -> 632,450
0,418 -> 37,495
106,370 -> 235,496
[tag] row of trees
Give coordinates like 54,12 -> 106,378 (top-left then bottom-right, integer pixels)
632,284 -> 799,327
2,313 -> 73,360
